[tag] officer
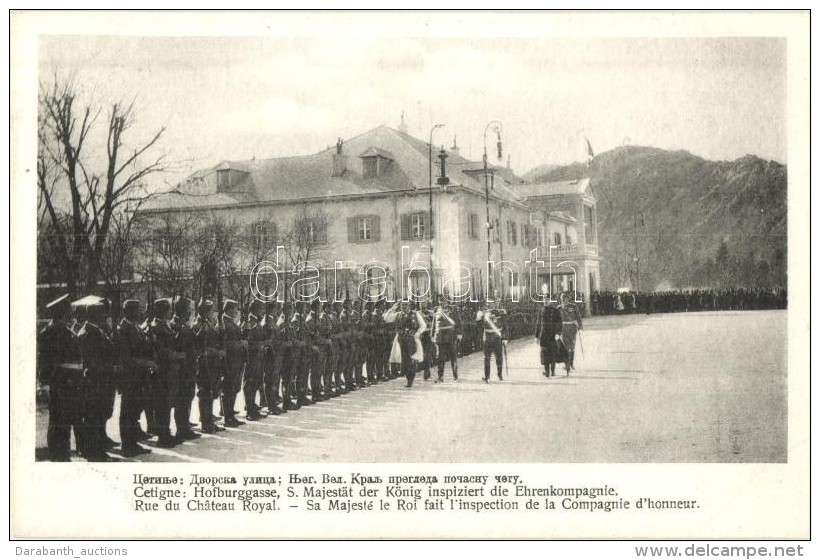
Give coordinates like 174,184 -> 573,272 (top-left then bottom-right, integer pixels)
39,294 -> 84,461
479,301 -> 507,383
558,292 -> 583,371
384,300 -> 419,387
169,296 -> 201,442
243,299 -> 267,421
117,300 -> 156,457
193,298 -> 225,434
417,301 -> 435,381
535,295 -> 563,377
432,300 -> 461,382
262,301 -> 284,415
75,296 -> 116,460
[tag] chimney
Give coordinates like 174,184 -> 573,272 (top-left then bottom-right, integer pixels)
451,135 -> 460,157
332,137 -> 347,177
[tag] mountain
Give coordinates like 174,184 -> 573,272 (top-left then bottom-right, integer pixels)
525,146 -> 787,291
521,163 -> 561,183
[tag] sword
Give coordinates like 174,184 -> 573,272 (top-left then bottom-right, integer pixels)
577,328 -> 585,359
502,340 -> 510,379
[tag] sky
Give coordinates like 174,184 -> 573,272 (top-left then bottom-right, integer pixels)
36,16 -> 787,188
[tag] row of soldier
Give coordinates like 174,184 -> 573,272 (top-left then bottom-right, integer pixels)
38,292 -> 539,462
590,287 -> 788,316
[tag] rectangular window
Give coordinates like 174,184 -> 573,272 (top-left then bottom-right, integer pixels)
348,215 -> 380,243
468,212 -> 479,239
508,220 -> 517,246
554,232 -> 562,246
493,218 -> 500,243
400,212 -> 431,240
309,220 -> 328,246
584,205 -> 595,245
248,222 -> 277,252
358,217 -> 372,241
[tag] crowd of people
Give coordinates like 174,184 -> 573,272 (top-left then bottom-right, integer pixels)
36,293 -> 543,462
589,287 -> 787,316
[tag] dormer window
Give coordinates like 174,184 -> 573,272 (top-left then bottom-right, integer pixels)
217,169 -> 230,189
359,148 -> 395,179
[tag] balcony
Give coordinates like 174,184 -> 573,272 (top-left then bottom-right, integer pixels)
536,243 -> 598,262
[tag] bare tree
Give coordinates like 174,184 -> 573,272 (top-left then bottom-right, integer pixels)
280,206 -> 331,300
37,76 -> 168,295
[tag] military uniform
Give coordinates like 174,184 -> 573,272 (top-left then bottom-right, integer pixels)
262,302 -> 285,415
242,301 -> 267,421
318,303 -> 336,395
304,304 -> 325,403
76,303 -> 116,460
384,302 -> 419,387
432,304 -> 461,381
147,299 -> 179,447
118,300 -> 156,456
222,300 -> 251,424
39,295 -> 84,461
192,300 -> 225,433
169,297 -> 200,441
479,306 -> 507,382
558,296 -> 583,370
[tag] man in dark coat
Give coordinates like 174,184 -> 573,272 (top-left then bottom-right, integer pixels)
38,294 -> 84,461
76,297 -> 116,460
117,299 -> 156,457
147,298 -> 179,447
535,297 -> 563,377
169,297 -> 200,442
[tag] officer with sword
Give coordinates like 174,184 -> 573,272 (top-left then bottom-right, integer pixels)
478,300 -> 508,383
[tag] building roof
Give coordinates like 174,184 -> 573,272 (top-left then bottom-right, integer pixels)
511,177 -> 591,198
143,125 -> 531,213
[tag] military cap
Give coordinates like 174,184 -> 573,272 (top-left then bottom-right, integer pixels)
222,299 -> 238,313
74,295 -> 109,315
173,296 -> 193,315
322,301 -> 332,309
198,298 -> 214,311
154,298 -> 172,314
310,299 -> 320,309
122,299 -> 142,313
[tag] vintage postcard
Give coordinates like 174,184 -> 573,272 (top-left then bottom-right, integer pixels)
9,10 -> 810,541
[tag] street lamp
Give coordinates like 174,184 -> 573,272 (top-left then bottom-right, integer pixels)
428,123 -> 444,298
634,211 -> 645,291
483,120 -> 503,300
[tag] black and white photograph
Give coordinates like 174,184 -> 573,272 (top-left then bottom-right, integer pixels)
10,9 -> 810,541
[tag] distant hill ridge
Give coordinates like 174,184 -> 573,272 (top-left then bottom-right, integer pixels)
525,146 -> 786,290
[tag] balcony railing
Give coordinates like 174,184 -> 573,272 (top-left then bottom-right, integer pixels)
551,243 -> 578,256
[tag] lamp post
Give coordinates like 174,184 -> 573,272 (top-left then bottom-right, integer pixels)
634,211 -> 645,291
428,123 -> 444,298
483,120 -> 503,300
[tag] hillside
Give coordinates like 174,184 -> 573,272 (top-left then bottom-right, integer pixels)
526,147 -> 787,290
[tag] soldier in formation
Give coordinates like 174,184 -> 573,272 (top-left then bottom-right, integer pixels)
38,289 -> 553,461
